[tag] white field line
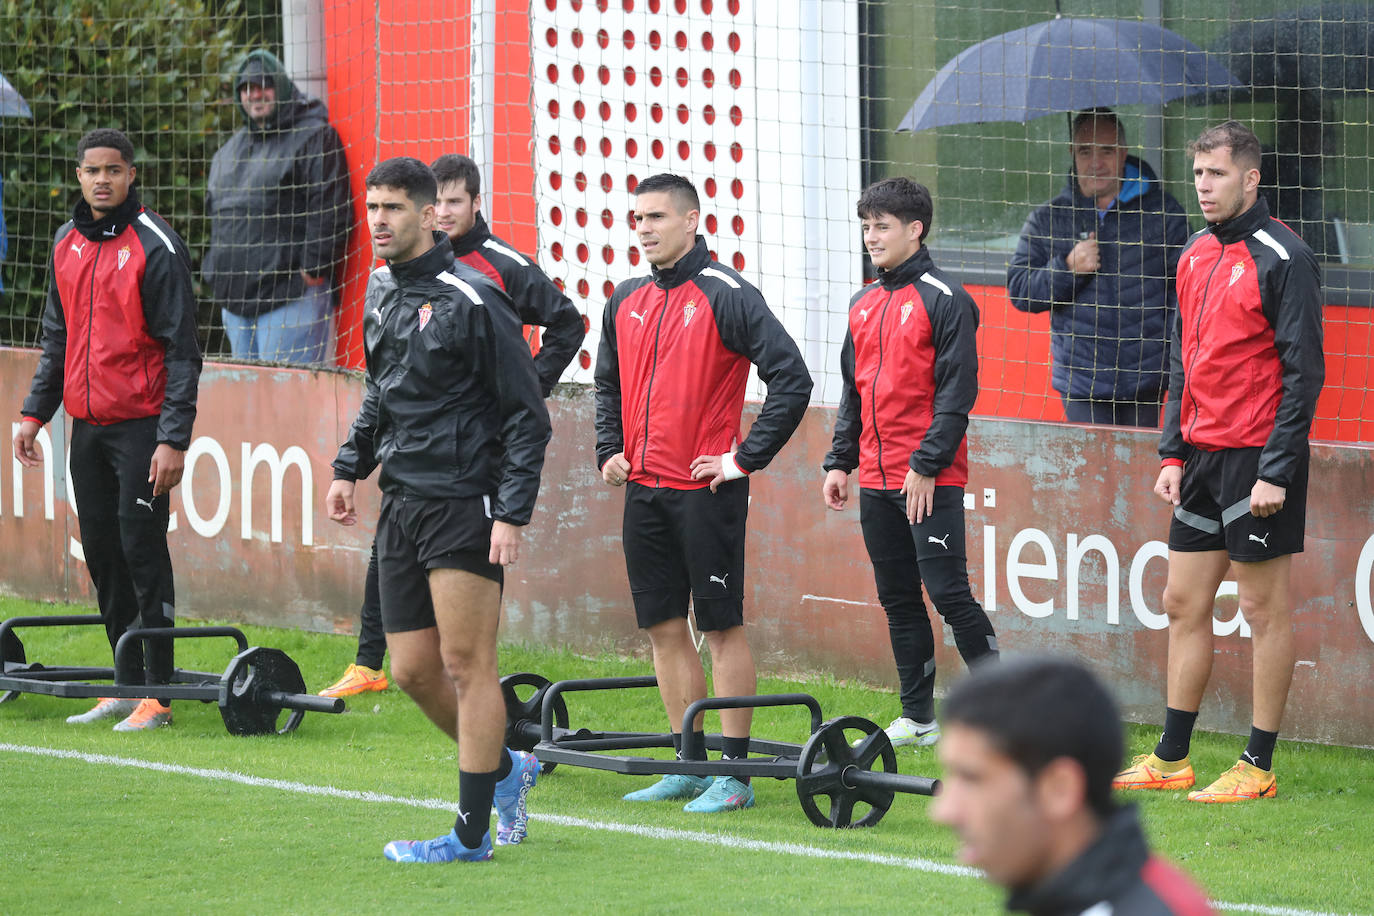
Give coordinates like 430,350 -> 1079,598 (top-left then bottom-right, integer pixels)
0,743 -> 1361,916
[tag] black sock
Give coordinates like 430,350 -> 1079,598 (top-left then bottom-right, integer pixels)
681,730 -> 707,761
1242,726 -> 1278,772
722,735 -> 750,785
672,732 -> 683,758
494,747 -> 514,783
454,768 -> 498,848
1153,707 -> 1198,762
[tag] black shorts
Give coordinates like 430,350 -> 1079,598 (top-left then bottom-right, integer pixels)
375,493 -> 503,634
622,480 -> 748,631
1168,446 -> 1308,561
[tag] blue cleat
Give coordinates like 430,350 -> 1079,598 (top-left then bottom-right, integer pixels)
383,829 -> 492,863
683,775 -> 755,813
494,749 -> 539,846
622,773 -> 712,802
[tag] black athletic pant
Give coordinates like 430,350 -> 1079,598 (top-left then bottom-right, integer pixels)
69,417 -> 176,685
354,540 -> 387,669
859,486 -> 998,723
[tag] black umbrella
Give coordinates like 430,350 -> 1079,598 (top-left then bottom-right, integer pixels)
1212,2 -> 1374,95
1209,3 -> 1374,260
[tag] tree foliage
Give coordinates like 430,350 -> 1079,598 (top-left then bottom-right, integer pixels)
0,0 -> 264,345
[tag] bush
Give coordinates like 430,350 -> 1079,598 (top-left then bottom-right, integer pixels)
0,0 -> 257,346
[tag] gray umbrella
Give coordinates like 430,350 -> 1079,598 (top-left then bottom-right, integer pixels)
898,17 -> 1241,132
1,73 -> 32,119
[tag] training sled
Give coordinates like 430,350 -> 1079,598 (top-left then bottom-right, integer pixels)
500,673 -> 941,828
0,614 -> 343,734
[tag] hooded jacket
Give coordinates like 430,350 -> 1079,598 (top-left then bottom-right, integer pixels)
824,246 -> 979,490
451,212 -> 585,397
1160,197 -> 1324,487
332,234 -> 551,526
1008,156 -> 1190,401
203,50 -> 351,318
594,237 -> 812,489
22,189 -> 202,447
1005,806 -> 1213,916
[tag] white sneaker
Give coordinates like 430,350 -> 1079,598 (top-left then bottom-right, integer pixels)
66,698 -> 140,724
884,716 -> 940,748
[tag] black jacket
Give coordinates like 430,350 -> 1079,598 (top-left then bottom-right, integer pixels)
1008,156 -> 1189,400
332,235 -> 551,525
1006,807 -> 1213,916
203,50 -> 351,318
451,213 -> 584,396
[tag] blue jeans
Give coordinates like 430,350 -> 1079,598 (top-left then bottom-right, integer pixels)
222,283 -> 333,365
1062,395 -> 1161,428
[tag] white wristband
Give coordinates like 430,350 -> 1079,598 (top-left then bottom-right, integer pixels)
720,451 -> 748,481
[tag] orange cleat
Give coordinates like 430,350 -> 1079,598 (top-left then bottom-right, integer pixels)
1112,753 -> 1196,791
113,698 -> 172,732
1187,760 -> 1277,803
319,664 -> 389,699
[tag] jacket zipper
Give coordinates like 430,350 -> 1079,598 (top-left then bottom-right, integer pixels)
869,290 -> 894,489
640,285 -> 670,483
84,239 -> 103,423
1184,244 -> 1226,444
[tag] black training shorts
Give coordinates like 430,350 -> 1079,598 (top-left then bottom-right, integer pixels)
375,493 -> 503,633
621,479 -> 748,631
1168,445 -> 1308,561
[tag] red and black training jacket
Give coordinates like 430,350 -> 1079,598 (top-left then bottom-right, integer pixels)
594,237 -> 812,490
21,192 -> 201,448
1160,198 -> 1324,488
1006,806 -> 1215,916
824,246 -> 979,490
450,212 -> 585,397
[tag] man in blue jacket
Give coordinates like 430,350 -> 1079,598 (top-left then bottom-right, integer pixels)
1008,108 -> 1189,427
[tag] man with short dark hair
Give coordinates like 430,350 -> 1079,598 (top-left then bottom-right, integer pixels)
1009,108 -> 1189,427
317,152 -> 584,701
932,656 -> 1214,915
823,176 -> 998,750
596,172 -> 812,812
14,128 -> 202,732
204,49 -> 350,365
432,152 -> 584,395
327,157 -> 551,862
1115,121 -> 1324,803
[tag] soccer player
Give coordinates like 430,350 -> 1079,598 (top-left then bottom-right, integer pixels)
595,173 -> 813,812
1114,121 -> 1324,803
932,656 -> 1215,915
318,153 -> 583,700
14,128 -> 201,732
822,177 -> 998,749
327,157 -> 551,861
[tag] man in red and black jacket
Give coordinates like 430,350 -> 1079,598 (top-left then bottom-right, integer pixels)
1115,122 -> 1324,804
595,173 -> 812,813
822,177 -> 998,751
14,128 -> 202,732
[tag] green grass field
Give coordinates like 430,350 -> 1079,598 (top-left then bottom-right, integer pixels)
1,597 -> 1369,915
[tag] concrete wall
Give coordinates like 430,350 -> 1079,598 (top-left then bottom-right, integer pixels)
3,348 -> 1372,746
